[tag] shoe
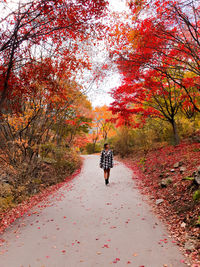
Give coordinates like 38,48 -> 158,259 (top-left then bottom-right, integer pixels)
105,179 -> 108,185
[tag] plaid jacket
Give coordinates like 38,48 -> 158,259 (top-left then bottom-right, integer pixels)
100,149 -> 113,169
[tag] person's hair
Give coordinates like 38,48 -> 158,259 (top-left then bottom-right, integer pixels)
104,143 -> 109,149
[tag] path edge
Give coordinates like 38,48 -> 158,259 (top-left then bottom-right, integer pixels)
0,157 -> 85,235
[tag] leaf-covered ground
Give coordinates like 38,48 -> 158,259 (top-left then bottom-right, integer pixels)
120,142 -> 200,266
0,161 -> 83,235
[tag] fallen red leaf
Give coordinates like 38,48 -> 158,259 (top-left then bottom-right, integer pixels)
113,258 -> 120,263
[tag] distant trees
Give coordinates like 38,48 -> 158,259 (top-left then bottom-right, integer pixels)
93,106 -> 114,141
86,106 -> 116,153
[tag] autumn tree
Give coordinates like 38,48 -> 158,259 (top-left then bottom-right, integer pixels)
117,0 -> 200,112
93,105 -> 115,141
0,0 -> 109,180
0,59 -> 92,182
110,68 -> 186,144
62,96 -> 92,147
109,0 -> 200,145
88,117 -> 102,153
0,0 -> 108,111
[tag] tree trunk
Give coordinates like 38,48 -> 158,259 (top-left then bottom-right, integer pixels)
92,141 -> 96,153
0,20 -> 18,111
104,132 -> 107,141
171,119 -> 180,145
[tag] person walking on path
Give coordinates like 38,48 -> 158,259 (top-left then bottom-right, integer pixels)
100,143 -> 114,185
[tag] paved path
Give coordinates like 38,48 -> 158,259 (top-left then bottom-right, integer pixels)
0,155 -> 186,267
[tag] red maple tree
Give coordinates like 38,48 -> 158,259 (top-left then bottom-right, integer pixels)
0,0 -> 108,111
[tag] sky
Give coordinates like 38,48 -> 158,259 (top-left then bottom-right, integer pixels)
108,0 -> 129,12
86,0 -> 129,108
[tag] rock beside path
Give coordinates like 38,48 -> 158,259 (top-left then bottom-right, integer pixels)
194,166 -> 200,185
160,178 -> 173,188
156,198 -> 164,205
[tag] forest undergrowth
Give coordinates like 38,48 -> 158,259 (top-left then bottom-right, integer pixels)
0,151 -> 83,235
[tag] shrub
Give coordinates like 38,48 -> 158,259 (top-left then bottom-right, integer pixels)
85,143 -> 101,154
112,126 -> 134,157
0,183 -> 13,197
0,144 -> 81,213
0,183 -> 15,212
57,148 -> 81,175
0,196 -> 15,212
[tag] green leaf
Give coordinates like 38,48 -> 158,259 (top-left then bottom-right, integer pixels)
193,190 -> 200,201
196,216 -> 200,225
183,176 -> 194,181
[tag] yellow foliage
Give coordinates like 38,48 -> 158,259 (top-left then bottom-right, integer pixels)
0,183 -> 13,197
4,103 -> 40,132
0,196 -> 15,212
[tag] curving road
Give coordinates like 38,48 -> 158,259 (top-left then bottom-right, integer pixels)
0,155 -> 187,267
